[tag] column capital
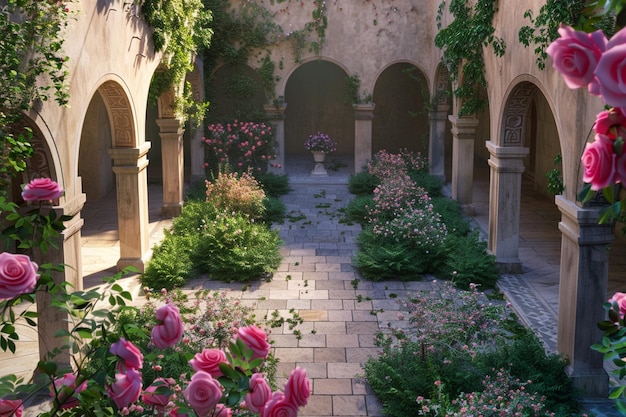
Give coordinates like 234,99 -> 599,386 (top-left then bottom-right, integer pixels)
353,103 -> 376,120
156,117 -> 184,135
556,195 -> 615,246
448,115 -> 478,139
108,142 -> 151,165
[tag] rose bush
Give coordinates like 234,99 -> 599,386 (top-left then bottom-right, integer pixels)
0,178 -> 311,416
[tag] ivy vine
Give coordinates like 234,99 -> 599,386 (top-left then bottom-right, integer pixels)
518,0 -> 620,70
434,0 -> 505,116
139,0 -> 213,122
0,0 -> 72,197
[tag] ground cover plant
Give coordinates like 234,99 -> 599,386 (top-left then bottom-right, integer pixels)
347,149 -> 498,289
142,169 -> 286,290
365,281 -> 584,417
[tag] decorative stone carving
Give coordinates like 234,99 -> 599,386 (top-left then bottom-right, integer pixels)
501,82 -> 535,146
100,81 -> 136,148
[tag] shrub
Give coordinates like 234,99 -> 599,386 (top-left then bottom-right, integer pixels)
343,195 -> 374,226
205,170 -> 266,220
409,169 -> 443,197
438,231 -> 499,289
142,231 -> 196,290
192,211 -> 282,282
170,200 -> 219,236
253,171 -> 290,197
348,171 -> 379,195
431,196 -> 472,236
262,195 -> 286,224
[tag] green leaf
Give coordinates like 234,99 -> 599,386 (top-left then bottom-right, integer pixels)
577,183 -> 594,203
610,385 -> 626,399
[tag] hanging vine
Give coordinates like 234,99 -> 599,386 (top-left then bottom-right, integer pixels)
0,0 -> 72,197
139,0 -> 213,121
434,0 -> 505,116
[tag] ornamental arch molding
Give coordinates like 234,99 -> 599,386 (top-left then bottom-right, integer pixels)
98,80 -> 137,148
499,81 -> 538,147
433,62 -> 451,106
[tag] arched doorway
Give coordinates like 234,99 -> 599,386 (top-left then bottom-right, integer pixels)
284,60 -> 353,158
372,62 -> 429,154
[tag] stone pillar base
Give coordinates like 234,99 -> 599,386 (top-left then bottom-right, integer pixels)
495,260 -> 522,274
116,256 -> 148,273
565,366 -> 608,399
162,203 -> 183,218
311,163 -> 328,176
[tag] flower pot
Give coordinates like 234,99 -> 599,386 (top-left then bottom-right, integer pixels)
312,151 -> 326,163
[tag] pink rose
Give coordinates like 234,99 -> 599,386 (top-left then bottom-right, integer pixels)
152,303 -> 183,349
260,392 -> 298,417
0,253 -> 39,300
594,108 -> 626,138
283,367 -> 310,408
581,134 -> 616,190
184,371 -> 223,417
596,26 -> 626,108
236,325 -> 270,360
0,399 -> 22,417
610,292 -> 626,319
107,368 -> 142,409
21,178 -> 63,202
616,153 -> 626,184
51,373 -> 88,409
245,373 -> 272,413
142,378 -> 173,408
110,338 -> 143,369
214,404 -> 232,417
547,25 -> 606,93
189,349 -> 227,378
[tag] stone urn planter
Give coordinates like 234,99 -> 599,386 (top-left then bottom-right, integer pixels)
312,151 -> 326,163
311,151 -> 328,176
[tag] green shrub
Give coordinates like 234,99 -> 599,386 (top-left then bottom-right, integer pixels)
262,195 -> 286,224
170,200 -> 218,236
431,196 -> 472,236
185,179 -> 209,201
343,195 -> 374,226
438,231 -> 499,289
142,231 -> 196,290
409,169 -> 443,197
192,211 -> 282,282
348,171 -> 379,195
206,170 -> 266,219
254,171 -> 290,197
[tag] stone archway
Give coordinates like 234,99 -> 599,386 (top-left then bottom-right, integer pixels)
84,80 -> 151,273
284,60 -> 353,157
372,62 -> 428,154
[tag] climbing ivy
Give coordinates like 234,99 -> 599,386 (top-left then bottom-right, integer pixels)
0,0 -> 72,197
139,0 -> 213,121
202,0 -> 328,123
435,0 -> 505,116
518,0 -> 619,70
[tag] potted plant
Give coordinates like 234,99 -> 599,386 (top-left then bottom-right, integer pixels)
304,132 -> 337,163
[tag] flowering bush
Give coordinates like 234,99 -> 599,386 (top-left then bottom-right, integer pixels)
202,120 -> 279,174
0,178 -> 310,416
303,132 -> 337,154
205,170 -> 266,220
547,24 -> 626,223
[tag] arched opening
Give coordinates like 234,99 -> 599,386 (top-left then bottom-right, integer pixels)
372,62 -> 429,154
284,60 -> 353,157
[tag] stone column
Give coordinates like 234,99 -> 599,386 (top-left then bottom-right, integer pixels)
108,143 -> 151,272
354,103 -> 375,174
449,116 -> 478,213
486,141 -> 528,273
156,118 -> 185,218
428,104 -> 450,181
264,103 -> 287,174
35,193 -> 85,367
190,122 -> 205,184
556,195 -> 612,397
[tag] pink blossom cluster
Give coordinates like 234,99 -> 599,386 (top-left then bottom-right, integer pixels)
304,132 -> 337,153
547,25 -> 626,190
202,120 -> 279,172
367,149 -> 428,180
205,170 -> 266,219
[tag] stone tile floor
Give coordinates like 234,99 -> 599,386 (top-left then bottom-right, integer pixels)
2,154 -> 626,416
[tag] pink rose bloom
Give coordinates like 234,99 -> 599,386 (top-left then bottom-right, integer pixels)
189,349 -> 227,378
547,25 -> 606,93
283,367 -> 310,408
142,378 -> 173,408
596,26 -> 626,108
21,178 -> 63,202
236,325 -> 270,360
152,303 -> 183,349
0,253 -> 39,300
594,107 -> 626,138
610,292 -> 626,319
107,368 -> 142,409
214,404 -> 232,417
51,373 -> 88,409
245,373 -> 272,413
581,134 -> 616,190
184,371 -> 223,417
110,338 -> 143,369
0,399 -> 23,417
260,392 -> 298,417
